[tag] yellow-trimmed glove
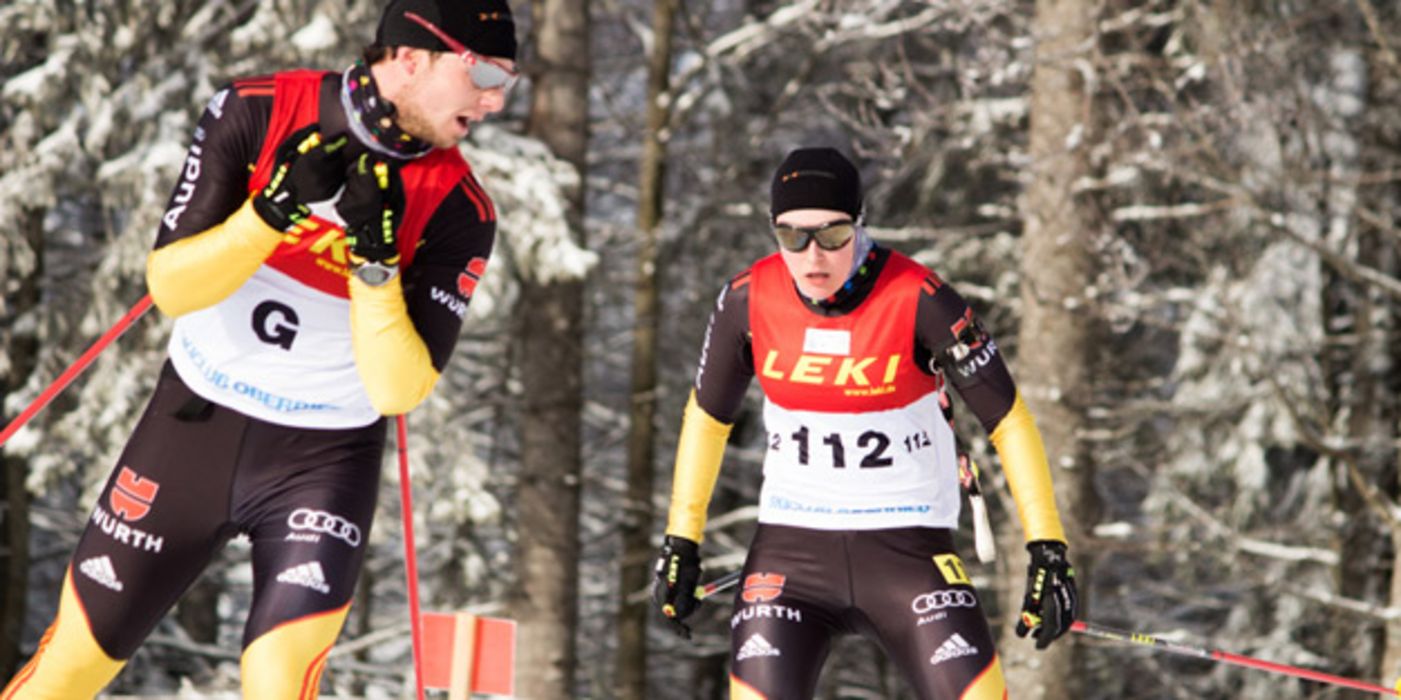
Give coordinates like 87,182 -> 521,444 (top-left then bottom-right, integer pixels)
651,535 -> 703,639
1016,540 -> 1078,650
252,125 -> 348,231
339,153 -> 405,265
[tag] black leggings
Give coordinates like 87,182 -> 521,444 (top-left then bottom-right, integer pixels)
729,525 -> 1002,699
72,362 -> 384,658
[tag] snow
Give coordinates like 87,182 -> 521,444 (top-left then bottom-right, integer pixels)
291,14 -> 339,53
964,96 -> 1027,135
2,40 -> 75,106
461,125 -> 599,292
228,2 -> 283,54
4,1 -> 1399,697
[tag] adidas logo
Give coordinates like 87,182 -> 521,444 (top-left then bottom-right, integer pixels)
929,633 -> 978,666
736,633 -> 782,661
276,561 -> 331,594
79,555 -> 123,592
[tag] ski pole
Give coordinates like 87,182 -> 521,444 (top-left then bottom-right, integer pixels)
695,570 -> 742,601
1072,620 -> 1401,696
957,453 -> 996,563
396,415 -> 426,700
0,294 -> 153,449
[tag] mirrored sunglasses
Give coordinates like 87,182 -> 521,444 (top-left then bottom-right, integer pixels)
403,11 -> 520,93
466,56 -> 518,91
772,220 -> 856,252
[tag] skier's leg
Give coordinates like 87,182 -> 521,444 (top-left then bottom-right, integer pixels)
0,571 -> 124,700
849,528 -> 1005,700
2,366 -> 242,699
235,418 -> 383,698
727,592 -> 833,700
728,525 -> 844,700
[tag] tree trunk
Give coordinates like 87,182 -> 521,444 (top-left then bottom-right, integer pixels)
0,206 -> 43,677
615,1 -> 678,698
512,1 -> 591,698
1003,0 -> 1101,696
1352,18 -> 1401,681
1313,35 -> 1390,690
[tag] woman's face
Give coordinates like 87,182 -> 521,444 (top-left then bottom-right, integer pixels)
774,208 -> 856,300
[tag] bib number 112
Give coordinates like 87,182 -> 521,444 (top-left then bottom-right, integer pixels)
771,426 -> 894,469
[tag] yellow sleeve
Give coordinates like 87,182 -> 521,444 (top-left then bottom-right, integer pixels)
348,276 -> 440,415
988,392 -> 1067,543
664,391 -> 733,543
145,198 -> 284,317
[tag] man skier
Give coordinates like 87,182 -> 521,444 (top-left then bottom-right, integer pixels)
2,0 -> 516,696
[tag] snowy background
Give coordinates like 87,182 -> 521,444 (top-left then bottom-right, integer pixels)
2,1 -> 1401,698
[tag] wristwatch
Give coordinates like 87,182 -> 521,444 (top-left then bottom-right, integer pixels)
351,260 -> 399,287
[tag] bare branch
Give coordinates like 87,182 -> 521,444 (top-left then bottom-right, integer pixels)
1253,207 -> 1401,301
1354,0 -> 1401,74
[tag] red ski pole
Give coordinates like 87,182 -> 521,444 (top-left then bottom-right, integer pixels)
0,294 -> 153,449
1072,620 -> 1401,696
396,415 -> 427,700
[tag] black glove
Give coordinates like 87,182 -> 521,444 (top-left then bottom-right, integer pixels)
339,152 -> 406,265
252,125 -> 348,231
652,535 -> 702,639
1015,540 -> 1078,649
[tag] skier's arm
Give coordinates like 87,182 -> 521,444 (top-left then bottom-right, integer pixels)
146,81 -> 280,317
665,279 -> 755,543
350,180 -> 495,415
988,395 -> 1065,543
917,279 -> 1066,544
666,392 -> 734,543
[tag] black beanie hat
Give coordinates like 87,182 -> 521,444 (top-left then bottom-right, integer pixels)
770,148 -> 862,220
377,0 -> 518,61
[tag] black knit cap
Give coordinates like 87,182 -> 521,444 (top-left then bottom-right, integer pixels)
770,147 -> 862,220
376,0 -> 517,61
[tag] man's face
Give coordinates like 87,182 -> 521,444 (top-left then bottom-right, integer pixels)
394,50 -> 513,148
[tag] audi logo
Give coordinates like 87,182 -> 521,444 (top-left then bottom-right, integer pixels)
911,589 -> 977,614
287,508 -> 362,547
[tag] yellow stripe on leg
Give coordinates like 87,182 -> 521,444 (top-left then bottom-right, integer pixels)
1,568 -> 124,700
960,655 -> 1007,700
240,603 -> 350,700
729,674 -> 769,700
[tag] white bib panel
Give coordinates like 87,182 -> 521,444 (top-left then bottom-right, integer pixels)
168,265 -> 377,428
758,391 -> 960,530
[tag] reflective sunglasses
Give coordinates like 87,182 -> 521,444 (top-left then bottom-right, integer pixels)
772,220 -> 857,252
403,12 -> 520,93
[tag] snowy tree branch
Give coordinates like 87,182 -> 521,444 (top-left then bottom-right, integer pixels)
1110,198 -> 1239,222
1254,206 -> 1401,301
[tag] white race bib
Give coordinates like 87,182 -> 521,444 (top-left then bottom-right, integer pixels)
757,391 -> 959,530
168,266 -> 378,428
